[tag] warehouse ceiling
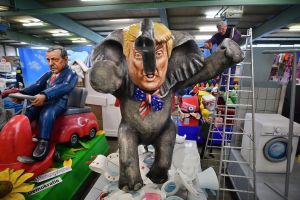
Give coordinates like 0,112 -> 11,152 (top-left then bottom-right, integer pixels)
0,0 -> 300,47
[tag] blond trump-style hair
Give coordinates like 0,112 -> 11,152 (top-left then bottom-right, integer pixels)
123,22 -> 174,58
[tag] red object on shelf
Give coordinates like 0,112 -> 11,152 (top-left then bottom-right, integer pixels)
114,98 -> 120,107
180,95 -> 199,113
217,107 -> 236,124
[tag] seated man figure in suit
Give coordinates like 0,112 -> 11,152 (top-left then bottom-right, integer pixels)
18,46 -> 78,160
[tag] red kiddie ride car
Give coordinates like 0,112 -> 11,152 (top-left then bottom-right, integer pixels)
0,88 -> 99,177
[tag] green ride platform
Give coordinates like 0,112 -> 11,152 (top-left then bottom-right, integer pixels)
27,133 -> 109,200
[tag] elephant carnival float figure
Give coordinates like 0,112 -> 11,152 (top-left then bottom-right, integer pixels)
89,19 -> 244,192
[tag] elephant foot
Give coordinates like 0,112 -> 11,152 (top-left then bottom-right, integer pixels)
119,176 -> 143,192
147,167 -> 168,184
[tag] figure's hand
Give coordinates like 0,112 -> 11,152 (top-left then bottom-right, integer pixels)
31,94 -> 46,106
204,42 -> 212,49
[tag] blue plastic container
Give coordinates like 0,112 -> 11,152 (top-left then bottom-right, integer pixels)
177,121 -> 204,143
211,127 -> 233,145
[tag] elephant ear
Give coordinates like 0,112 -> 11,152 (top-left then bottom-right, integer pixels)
160,31 -> 204,97
92,29 -> 124,65
90,29 -> 130,96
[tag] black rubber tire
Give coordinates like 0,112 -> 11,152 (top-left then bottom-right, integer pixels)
88,128 -> 97,140
53,151 -> 62,162
69,133 -> 79,147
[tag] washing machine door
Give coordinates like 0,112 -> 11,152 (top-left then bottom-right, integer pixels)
263,137 -> 288,162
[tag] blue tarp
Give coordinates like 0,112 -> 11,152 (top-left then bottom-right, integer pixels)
18,46 -> 93,87
18,48 -> 49,87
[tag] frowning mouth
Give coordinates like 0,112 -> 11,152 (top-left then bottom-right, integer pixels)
51,66 -> 58,71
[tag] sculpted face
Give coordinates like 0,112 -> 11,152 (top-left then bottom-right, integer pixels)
127,42 -> 168,92
46,49 -> 68,74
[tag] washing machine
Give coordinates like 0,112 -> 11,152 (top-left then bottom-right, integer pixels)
241,113 -> 300,173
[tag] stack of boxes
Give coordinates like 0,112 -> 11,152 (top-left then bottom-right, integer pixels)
176,78 -> 236,144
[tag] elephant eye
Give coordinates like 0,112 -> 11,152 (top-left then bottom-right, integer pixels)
156,49 -> 163,58
135,51 -> 142,60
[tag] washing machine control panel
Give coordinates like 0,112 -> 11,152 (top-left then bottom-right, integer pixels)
273,127 -> 287,136
263,127 -> 288,136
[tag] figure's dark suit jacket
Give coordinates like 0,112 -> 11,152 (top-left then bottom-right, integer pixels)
20,65 -> 78,140
21,65 -> 78,109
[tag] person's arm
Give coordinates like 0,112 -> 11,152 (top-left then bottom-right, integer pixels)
231,27 -> 241,43
20,72 -> 50,96
204,34 -> 217,49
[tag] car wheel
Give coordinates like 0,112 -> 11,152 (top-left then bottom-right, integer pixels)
69,133 -> 79,147
88,128 -> 97,140
53,151 -> 62,162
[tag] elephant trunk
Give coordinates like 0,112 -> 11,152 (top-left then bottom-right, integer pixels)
134,19 -> 156,76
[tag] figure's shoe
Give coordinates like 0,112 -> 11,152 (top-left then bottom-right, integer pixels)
33,139 -> 49,161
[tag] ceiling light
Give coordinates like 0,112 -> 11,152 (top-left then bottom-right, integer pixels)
70,37 -> 88,43
205,11 -> 219,19
198,26 -> 217,32
72,40 -> 88,43
22,22 -> 44,27
31,46 -> 48,49
19,17 -> 41,24
0,6 -> 9,11
47,29 -> 69,34
288,25 -> 300,31
52,32 -> 70,37
109,19 -> 131,22
80,0 -> 108,1
70,37 -> 86,41
195,35 -> 211,40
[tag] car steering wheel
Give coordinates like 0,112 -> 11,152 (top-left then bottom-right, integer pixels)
9,92 -> 36,100
9,93 -> 36,114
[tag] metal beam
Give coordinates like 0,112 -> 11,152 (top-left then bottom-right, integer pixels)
159,8 -> 169,27
9,0 -> 104,44
5,30 -> 54,46
253,5 -> 300,40
256,38 -> 300,41
1,0 -> 300,16
0,0 -> 10,5
37,14 -> 103,44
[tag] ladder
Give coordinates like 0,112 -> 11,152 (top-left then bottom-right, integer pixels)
202,28 -> 257,200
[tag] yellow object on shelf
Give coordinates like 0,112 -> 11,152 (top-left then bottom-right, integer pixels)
297,155 -> 300,163
96,130 -> 105,136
